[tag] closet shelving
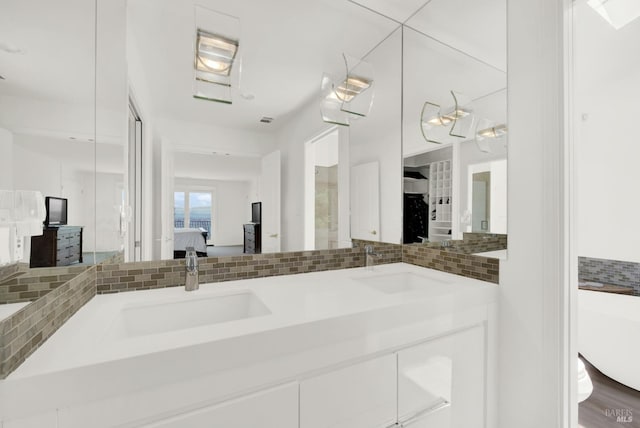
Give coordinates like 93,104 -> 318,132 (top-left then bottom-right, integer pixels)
428,160 -> 452,242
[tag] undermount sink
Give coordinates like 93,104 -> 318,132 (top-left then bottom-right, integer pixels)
113,291 -> 271,338
354,272 -> 451,294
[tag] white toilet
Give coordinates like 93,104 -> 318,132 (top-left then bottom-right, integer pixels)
578,357 -> 593,403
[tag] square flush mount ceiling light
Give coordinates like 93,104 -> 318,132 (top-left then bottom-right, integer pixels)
587,0 -> 640,29
195,30 -> 238,78
193,5 -> 241,104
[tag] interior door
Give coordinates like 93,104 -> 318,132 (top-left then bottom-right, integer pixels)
260,150 -> 281,253
160,139 -> 174,260
350,161 -> 380,241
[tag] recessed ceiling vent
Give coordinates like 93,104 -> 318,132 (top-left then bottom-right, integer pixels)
260,116 -> 274,124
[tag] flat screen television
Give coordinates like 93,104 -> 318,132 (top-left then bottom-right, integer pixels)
45,197 -> 68,226
251,202 -> 261,224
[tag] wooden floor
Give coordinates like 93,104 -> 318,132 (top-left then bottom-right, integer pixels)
579,356 -> 640,427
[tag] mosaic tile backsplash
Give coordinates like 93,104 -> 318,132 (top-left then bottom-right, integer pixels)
0,263 -> 21,284
96,240 -> 402,294
403,244 -> 499,284
0,265 -> 89,304
423,233 -> 507,255
579,256 -> 639,296
0,266 -> 96,378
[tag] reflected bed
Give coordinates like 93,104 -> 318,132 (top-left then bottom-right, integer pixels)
174,228 -> 208,258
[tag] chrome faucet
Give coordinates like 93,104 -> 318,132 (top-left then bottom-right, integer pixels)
364,245 -> 383,270
185,247 -> 199,291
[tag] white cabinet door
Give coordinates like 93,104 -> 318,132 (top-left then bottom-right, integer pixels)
140,382 -> 298,428
300,354 -> 397,428
398,326 -> 485,428
259,150 -> 281,253
350,161 -> 380,241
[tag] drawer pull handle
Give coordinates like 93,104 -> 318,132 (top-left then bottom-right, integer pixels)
269,233 -> 278,238
400,399 -> 450,427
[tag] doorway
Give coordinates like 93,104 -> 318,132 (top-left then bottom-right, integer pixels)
305,128 -> 340,250
127,99 -> 143,262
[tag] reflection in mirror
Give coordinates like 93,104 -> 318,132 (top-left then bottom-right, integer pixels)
127,0 -> 400,260
350,27 -> 403,245
400,0 -> 507,258
0,0 -> 95,272
0,0 -> 129,317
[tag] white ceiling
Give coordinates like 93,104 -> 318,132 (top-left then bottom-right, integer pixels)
349,0 -> 430,23
0,0 -> 95,106
128,0 -> 400,132
405,0 -> 507,72
0,0 -> 507,145
574,0 -> 640,89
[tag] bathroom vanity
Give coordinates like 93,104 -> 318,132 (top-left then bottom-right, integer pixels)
0,263 -> 497,428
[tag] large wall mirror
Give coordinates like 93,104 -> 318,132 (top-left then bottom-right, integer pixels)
398,0 -> 508,259
0,0 -> 404,290
127,0 -> 401,260
1,0 -> 505,318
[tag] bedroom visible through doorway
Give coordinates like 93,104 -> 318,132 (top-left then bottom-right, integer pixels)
174,191 -> 213,244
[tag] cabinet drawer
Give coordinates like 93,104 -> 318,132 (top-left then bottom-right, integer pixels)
138,383 -> 298,428
398,325 -> 485,428
300,354 -> 397,428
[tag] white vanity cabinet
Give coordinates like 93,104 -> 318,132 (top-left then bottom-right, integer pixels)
300,354 -> 397,428
140,382 -> 298,428
299,325 -> 486,428
51,382 -> 299,428
0,265 -> 495,428
397,325 -> 486,428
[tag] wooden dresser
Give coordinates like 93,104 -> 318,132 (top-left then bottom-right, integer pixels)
243,223 -> 261,254
30,226 -> 83,268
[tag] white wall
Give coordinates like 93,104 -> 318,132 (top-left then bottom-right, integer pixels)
128,20 -> 158,262
0,127 -> 13,189
174,177 -> 250,246
158,117 -> 278,158
275,96 -> 341,252
498,0 -> 570,426
11,134 -> 125,254
350,28 -> 403,245
458,139 -> 507,234
574,4 -> 640,263
173,152 -> 260,182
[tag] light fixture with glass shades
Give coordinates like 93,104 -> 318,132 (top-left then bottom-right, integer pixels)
474,118 -> 508,153
420,91 -> 475,144
587,0 -> 640,30
320,54 -> 374,126
193,5 -> 241,104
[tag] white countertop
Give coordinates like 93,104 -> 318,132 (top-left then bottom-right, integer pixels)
0,263 -> 497,422
473,249 -> 508,260
0,302 -> 30,322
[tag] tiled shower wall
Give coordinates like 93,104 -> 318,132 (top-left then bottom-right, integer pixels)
579,256 -> 640,296
0,266 -> 96,378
